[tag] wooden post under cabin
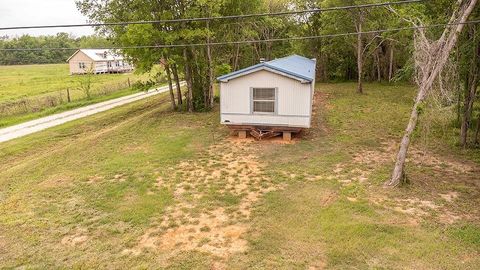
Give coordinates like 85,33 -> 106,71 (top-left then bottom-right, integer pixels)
238,130 -> 247,139
283,132 -> 292,141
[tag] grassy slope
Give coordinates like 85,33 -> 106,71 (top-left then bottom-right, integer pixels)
0,83 -> 478,269
0,93 -> 221,268
0,87 -> 146,128
0,64 -> 158,128
0,64 -> 141,102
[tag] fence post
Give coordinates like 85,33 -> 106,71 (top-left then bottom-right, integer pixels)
67,88 -> 71,102
127,78 -> 131,88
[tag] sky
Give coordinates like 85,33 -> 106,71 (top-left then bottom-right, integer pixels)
0,0 -> 94,37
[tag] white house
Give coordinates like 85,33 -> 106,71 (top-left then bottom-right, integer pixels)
217,55 -> 316,140
66,49 -> 133,75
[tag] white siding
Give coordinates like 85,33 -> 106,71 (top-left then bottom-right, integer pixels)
95,61 -> 108,73
220,70 -> 313,128
220,81 -> 250,114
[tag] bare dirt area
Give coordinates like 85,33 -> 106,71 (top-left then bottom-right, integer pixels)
61,231 -> 89,247
123,140 -> 284,263
338,140 -> 480,225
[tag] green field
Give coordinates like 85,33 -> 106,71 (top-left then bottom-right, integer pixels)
0,64 -> 160,127
0,83 -> 478,269
0,64 -> 146,102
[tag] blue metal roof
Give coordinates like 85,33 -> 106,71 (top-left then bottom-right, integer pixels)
217,55 -> 316,83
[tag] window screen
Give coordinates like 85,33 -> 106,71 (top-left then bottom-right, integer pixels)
252,88 -> 275,113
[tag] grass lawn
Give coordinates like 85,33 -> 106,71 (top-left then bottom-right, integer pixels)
0,83 -> 478,269
0,64 -> 146,103
0,87 -> 152,128
0,64 -> 160,128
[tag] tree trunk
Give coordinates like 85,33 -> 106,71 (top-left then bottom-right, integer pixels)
376,50 -> 382,82
357,19 -> 363,94
460,26 -> 480,146
165,63 -> 177,110
475,113 -> 480,144
389,46 -> 394,81
386,0 -> 478,187
457,81 -> 462,124
183,48 -> 194,112
387,95 -> 423,186
233,43 -> 241,71
206,20 -> 214,109
317,43 -> 328,82
460,73 -> 478,146
172,63 -> 182,106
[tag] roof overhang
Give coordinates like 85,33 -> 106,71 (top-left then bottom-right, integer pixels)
66,49 -> 81,62
218,64 -> 312,84
66,49 -> 125,62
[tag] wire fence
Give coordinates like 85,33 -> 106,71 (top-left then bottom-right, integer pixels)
0,0 -> 424,31
0,78 -> 142,117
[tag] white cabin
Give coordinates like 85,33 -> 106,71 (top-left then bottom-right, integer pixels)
218,55 -> 316,131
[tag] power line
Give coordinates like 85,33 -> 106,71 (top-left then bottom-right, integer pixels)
1,20 -> 479,52
0,0 -> 423,31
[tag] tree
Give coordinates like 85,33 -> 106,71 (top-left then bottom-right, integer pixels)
458,10 -> 480,146
77,0 -> 263,112
385,0 -> 479,187
162,59 -> 177,110
475,113 -> 480,144
172,63 -> 183,106
77,68 -> 94,99
354,7 -> 365,93
0,33 -> 110,65
315,0 -> 394,88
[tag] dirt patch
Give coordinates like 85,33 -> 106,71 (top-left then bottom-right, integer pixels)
61,231 -> 88,246
124,140 -> 284,260
409,148 -> 477,174
112,173 -> 127,182
38,175 -> 73,189
326,163 -> 372,186
439,191 -> 459,202
370,190 -> 477,225
152,208 -> 248,257
331,139 -> 480,225
353,140 -> 477,175
86,175 -> 104,184
352,142 -> 397,165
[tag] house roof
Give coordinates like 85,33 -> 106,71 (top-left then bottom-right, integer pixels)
66,49 -> 125,62
217,55 -> 316,83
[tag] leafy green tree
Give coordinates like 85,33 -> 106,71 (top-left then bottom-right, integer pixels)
0,33 -> 110,65
76,0 -> 267,112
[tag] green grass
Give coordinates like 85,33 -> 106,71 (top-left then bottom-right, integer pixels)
0,64 -> 160,128
0,82 -> 479,269
0,87 -> 141,127
0,92 -> 220,268
228,83 -> 480,269
0,64 -> 145,102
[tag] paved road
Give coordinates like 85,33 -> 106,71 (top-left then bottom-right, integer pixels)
0,82 -> 185,143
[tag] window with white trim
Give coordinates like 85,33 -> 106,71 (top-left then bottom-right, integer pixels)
252,88 -> 276,113
78,62 -> 86,69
